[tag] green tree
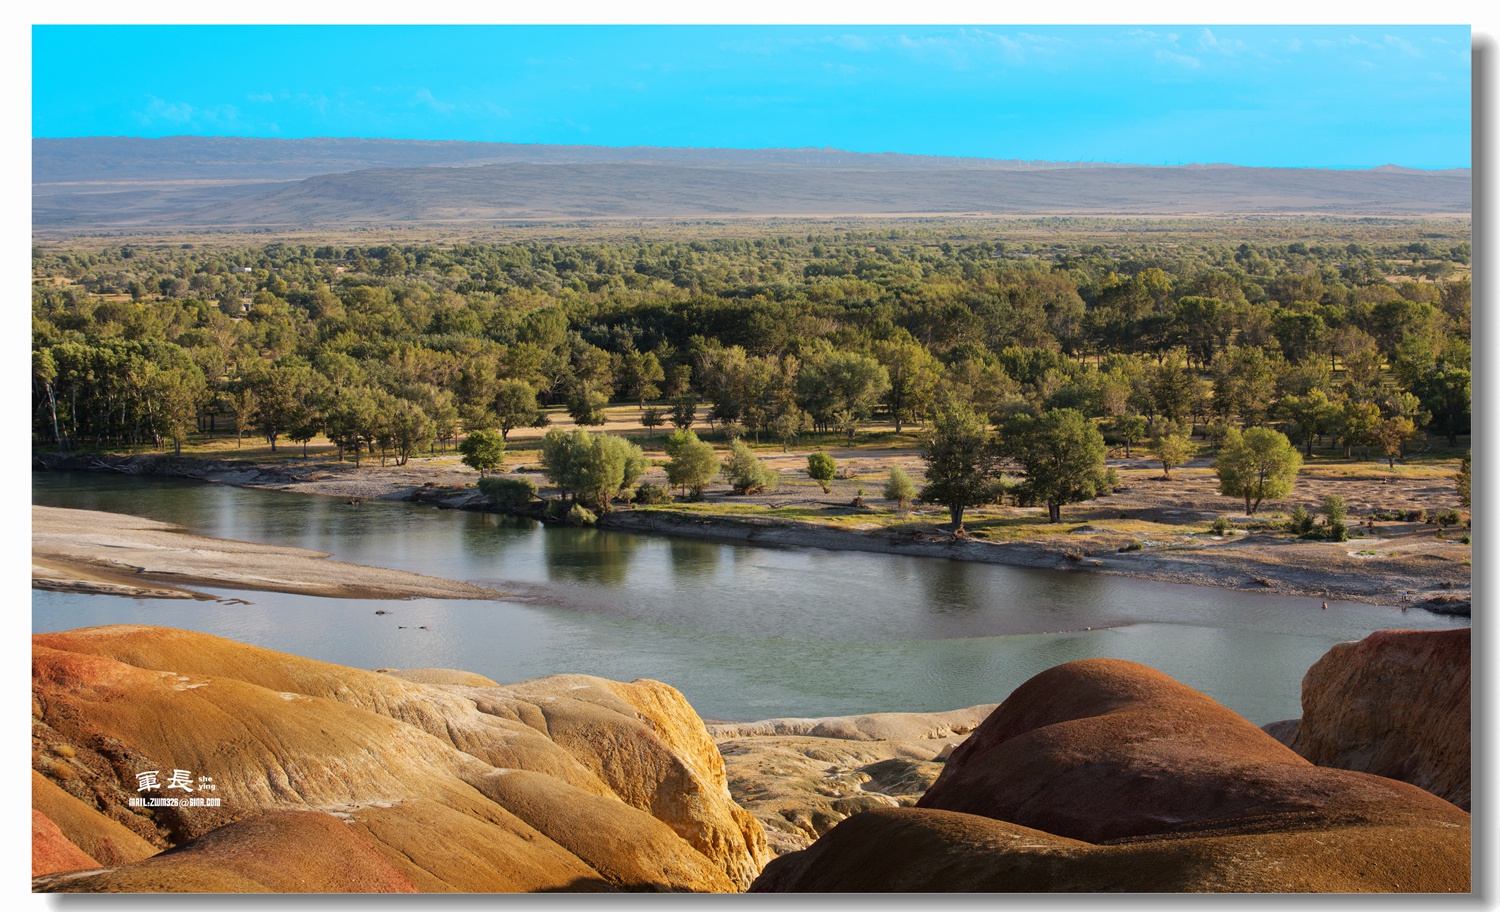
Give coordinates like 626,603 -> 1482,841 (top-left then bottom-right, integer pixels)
1002,408 -> 1113,523
322,387 -> 366,465
1277,388 -> 1339,456
807,451 -> 837,493
883,466 -> 916,511
1111,413 -> 1147,457
1150,430 -> 1194,479
539,427 -> 646,512
664,429 -> 720,498
1373,416 -> 1419,468
248,361 -> 320,454
1215,426 -> 1302,515
670,395 -> 698,430
459,429 -> 507,477
873,336 -> 941,433
920,403 -> 1003,533
769,407 -> 806,453
725,440 -> 778,494
383,398 -> 433,466
493,379 -> 543,441
566,382 -> 609,427
1337,400 -> 1382,459
640,406 -> 665,439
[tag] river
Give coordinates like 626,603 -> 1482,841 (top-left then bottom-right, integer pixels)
31,472 -> 1468,724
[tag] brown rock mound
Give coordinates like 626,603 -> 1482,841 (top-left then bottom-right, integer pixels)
752,806 -> 1470,893
915,658 -> 1465,842
34,811 -> 419,893
1272,628 -> 1470,810
753,658 -> 1468,892
32,625 -> 767,893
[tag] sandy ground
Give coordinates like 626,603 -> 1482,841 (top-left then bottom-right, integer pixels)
31,505 -> 504,601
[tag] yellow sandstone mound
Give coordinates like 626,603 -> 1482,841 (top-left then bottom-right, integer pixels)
32,625 -> 769,893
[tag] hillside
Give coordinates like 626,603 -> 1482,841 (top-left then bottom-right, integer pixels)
33,136 -> 1471,232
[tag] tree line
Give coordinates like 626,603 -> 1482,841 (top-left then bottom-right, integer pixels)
32,225 -> 1469,475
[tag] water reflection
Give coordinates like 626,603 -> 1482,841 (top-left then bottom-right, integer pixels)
32,471 -> 1469,724
543,523 -> 639,587
668,537 -> 722,581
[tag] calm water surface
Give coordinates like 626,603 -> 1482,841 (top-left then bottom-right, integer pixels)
32,472 -> 1467,723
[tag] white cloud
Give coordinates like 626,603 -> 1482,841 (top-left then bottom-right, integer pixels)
135,96 -> 249,130
413,88 -> 455,114
1155,50 -> 1201,69
1383,34 -> 1421,56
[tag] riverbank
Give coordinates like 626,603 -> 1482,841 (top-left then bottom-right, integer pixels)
32,505 -> 505,601
33,451 -> 1470,611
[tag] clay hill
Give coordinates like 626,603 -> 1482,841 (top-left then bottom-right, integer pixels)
33,136 -> 1471,232
752,631 -> 1470,893
31,625 -> 769,892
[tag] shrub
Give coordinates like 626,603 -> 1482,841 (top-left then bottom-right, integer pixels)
1288,505 -> 1315,536
634,482 -> 672,505
881,466 -> 917,510
807,451 -> 837,493
1120,539 -> 1145,552
1435,508 -> 1462,527
1327,520 -> 1349,543
1211,515 -> 1233,536
664,429 -> 720,497
459,429 -> 506,476
566,503 -> 598,526
1321,494 -> 1347,526
725,439 -> 778,495
478,476 -> 538,510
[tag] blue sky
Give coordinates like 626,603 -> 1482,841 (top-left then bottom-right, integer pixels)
31,25 -> 1471,169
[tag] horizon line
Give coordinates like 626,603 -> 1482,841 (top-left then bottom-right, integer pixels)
31,135 -> 1473,173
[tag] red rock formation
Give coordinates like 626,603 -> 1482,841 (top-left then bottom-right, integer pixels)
33,810 -> 100,877
32,625 -> 768,893
1275,627 -> 1469,810
753,658 -> 1469,892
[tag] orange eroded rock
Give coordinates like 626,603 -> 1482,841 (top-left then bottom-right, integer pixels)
32,810 -> 101,878
32,625 -> 767,893
32,771 -> 158,869
1277,627 -> 1470,810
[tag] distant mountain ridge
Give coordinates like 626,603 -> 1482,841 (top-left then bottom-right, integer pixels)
33,136 -> 1143,184
32,136 -> 1471,232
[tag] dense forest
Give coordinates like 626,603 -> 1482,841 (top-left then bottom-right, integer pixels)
30,220 -> 1470,472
